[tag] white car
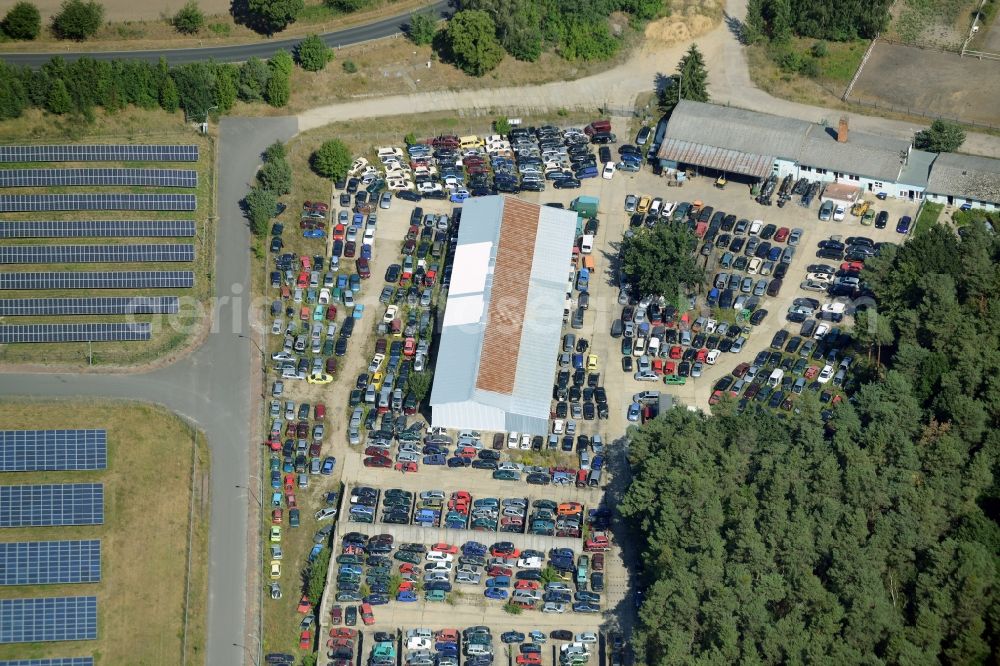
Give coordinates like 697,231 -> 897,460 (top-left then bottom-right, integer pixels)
348,157 -> 368,175
806,272 -> 834,283
318,288 -> 331,305
517,556 -> 543,569
362,228 -> 375,246
706,349 -> 721,365
814,323 -> 830,339
602,162 -> 616,180
542,602 -> 566,614
817,364 -> 834,383
407,637 -> 432,650
801,280 -> 829,292
822,301 -> 847,314
426,551 -> 454,563
417,181 -> 443,193
343,290 -> 354,307
383,305 -> 397,323
833,206 -> 846,221
315,507 -> 337,521
575,633 -> 598,644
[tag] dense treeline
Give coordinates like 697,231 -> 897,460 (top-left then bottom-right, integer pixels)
621,222 -> 1000,664
456,0 -> 663,65
746,0 -> 892,42
0,52 -> 293,121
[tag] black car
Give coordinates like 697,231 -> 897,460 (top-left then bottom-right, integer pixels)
472,459 -> 498,470
526,473 -> 551,485
269,236 -> 283,252
265,653 -> 294,665
770,330 -> 789,349
817,248 -> 844,260
551,630 -> 573,641
335,337 -> 348,356
874,210 -> 889,229
385,264 -> 400,282
553,178 -> 581,189
521,180 -> 545,192
582,402 -> 595,420
396,190 -> 421,202
750,309 -> 768,325
339,193 -> 351,207
599,146 -> 612,162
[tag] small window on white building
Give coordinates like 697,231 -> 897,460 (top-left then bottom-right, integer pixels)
848,174 -> 859,181
874,181 -> 883,188
816,168 -> 827,175
834,172 -> 843,179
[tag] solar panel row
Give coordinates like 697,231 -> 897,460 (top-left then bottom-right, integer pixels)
0,220 -> 196,239
0,597 -> 98,644
0,541 -> 101,586
0,323 -> 152,343
0,484 -> 104,527
0,271 -> 194,290
0,659 -> 94,666
0,429 -> 107,472
0,144 -> 198,162
0,194 -> 196,212
0,244 -> 195,264
0,296 -> 180,316
0,168 -> 197,188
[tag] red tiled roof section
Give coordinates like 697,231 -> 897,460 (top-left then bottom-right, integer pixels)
476,197 -> 540,395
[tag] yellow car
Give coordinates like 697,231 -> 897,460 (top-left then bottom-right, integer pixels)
637,196 -> 652,214
307,373 -> 333,385
372,371 -> 384,390
269,560 -> 281,579
586,354 -> 599,371
270,526 -> 282,542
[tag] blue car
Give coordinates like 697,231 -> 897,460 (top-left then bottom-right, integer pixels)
361,244 -> 372,260
463,541 -> 486,555
365,594 -> 389,605
767,246 -> 782,262
270,470 -> 281,488
397,590 -> 418,602
627,402 -> 641,422
423,454 -> 447,465
501,632 -> 526,644
896,215 -> 912,234
303,228 -> 325,239
450,191 -> 471,203
447,457 -> 471,467
321,456 -> 336,475
308,544 -> 324,563
484,587 -> 508,600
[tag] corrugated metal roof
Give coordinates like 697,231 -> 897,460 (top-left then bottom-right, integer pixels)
659,138 -> 773,178
659,101 -> 910,182
430,196 -> 576,433
926,152 -> 1000,202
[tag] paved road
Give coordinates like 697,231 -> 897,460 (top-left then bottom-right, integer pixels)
0,116 -> 298,666
0,1 -> 450,67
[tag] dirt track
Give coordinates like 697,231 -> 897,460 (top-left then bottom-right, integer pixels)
24,0 -> 231,21
851,41 -> 1000,127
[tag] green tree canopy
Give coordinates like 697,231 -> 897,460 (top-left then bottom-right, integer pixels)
444,10 -> 505,76
246,0 -> 303,34
325,0 -> 370,10
296,34 -> 333,71
620,224 -> 704,301
407,370 -> 433,401
407,10 -> 437,45
658,43 -> 709,113
45,77 -> 73,114
2,2 -> 42,40
914,119 -> 966,153
172,1 -> 204,34
51,0 -> 104,40
244,186 -> 277,236
310,138 -> 352,180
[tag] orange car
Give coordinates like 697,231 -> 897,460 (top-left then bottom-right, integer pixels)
557,502 -> 583,516
437,628 -> 459,643
360,603 -> 374,626
431,543 -> 458,554
271,509 -> 283,524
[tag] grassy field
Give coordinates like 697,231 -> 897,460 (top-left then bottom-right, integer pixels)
0,109 -> 216,368
0,399 -> 210,665
915,201 -> 944,235
746,38 -> 867,106
887,0 -> 980,47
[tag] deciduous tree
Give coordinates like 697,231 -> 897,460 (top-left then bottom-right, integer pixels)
407,11 -> 436,45
310,138 -> 352,179
246,0 -> 303,34
172,1 -> 204,34
2,2 -> 42,40
51,0 -> 104,40
244,186 -> 277,236
296,34 -> 332,71
620,223 -> 704,300
443,10 -> 504,76
914,119 -> 966,153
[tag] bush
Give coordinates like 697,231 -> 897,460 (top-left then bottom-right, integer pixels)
258,158 -> 292,195
311,139 -> 352,180
52,0 -> 104,40
341,59 -> 357,73
408,11 -> 436,45
245,186 -> 277,236
810,40 -> 828,58
325,0 -> 369,10
404,132 -> 417,145
494,116 -> 511,135
2,2 -> 42,40
296,34 -> 332,71
172,1 -> 204,34
798,56 -> 820,78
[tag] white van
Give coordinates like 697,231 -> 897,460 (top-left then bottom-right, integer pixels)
580,234 -> 595,254
647,336 -> 661,356
768,369 -> 784,387
749,219 -> 764,235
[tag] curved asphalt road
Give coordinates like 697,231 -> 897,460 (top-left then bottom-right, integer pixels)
0,116 -> 299,666
0,0 -> 450,67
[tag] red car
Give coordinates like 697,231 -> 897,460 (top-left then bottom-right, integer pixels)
299,630 -> 312,650
360,603 -> 374,625
585,534 -> 611,552
515,580 -> 540,590
330,605 -> 343,624
669,345 -> 683,360
297,595 -> 312,613
333,224 -> 346,240
774,226 -> 790,242
364,446 -> 390,457
708,390 -> 724,406
395,462 -> 418,473
357,257 -> 371,279
271,508 -> 283,524
326,305 -> 337,321
364,456 -> 392,468
431,542 -> 458,554
344,241 -> 356,258
490,542 -> 520,558
592,553 -> 605,571
516,655 -> 541,665
841,260 -> 864,272
695,348 -> 708,363
488,565 -> 513,577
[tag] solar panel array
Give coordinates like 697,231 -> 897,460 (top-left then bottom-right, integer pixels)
0,296 -> 180,317
0,271 -> 194,290
0,659 -> 94,666
0,144 -> 198,162
0,429 -> 107,472
0,220 -> 196,239
0,597 -> 98,643
0,323 -> 152,343
0,168 -> 197,188
0,541 -> 101,586
0,194 -> 196,212
0,244 -> 195,264
0,484 -> 104,527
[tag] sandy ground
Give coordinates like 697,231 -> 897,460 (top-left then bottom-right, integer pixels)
852,41 -> 1000,127
16,0 -> 231,21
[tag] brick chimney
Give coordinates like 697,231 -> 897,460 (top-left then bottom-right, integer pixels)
837,117 -> 849,143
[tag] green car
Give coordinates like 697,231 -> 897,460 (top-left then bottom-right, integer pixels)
337,554 -> 362,565
368,566 -> 390,577
861,209 -> 875,226
394,550 -> 421,564
664,375 -> 687,386
426,589 -> 446,602
493,470 -> 520,481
